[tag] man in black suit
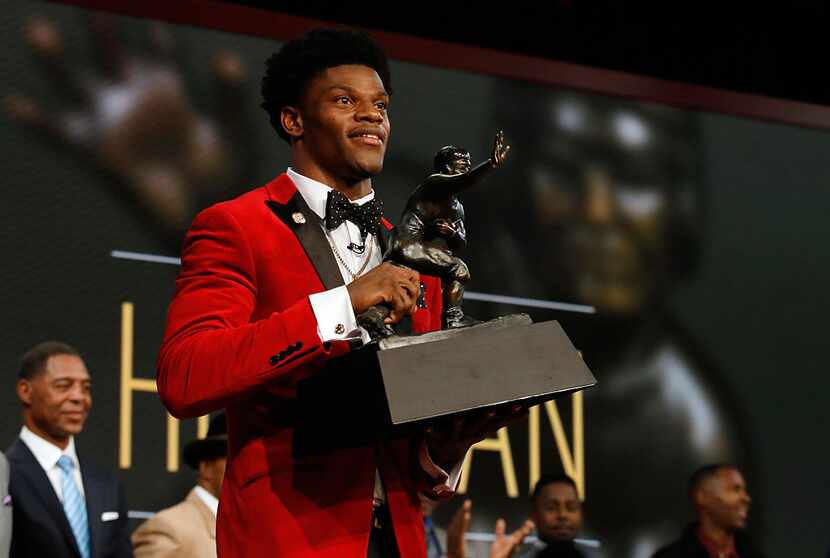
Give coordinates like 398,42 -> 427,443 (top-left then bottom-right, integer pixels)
7,341 -> 132,558
652,464 -> 764,558
1,451 -> 10,558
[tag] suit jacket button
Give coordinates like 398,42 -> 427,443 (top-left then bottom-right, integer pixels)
334,324 -> 345,335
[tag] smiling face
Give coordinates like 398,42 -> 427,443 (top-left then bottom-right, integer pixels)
17,353 -> 92,448
283,64 -> 390,195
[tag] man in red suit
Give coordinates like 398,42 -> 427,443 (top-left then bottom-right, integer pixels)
157,28 -> 510,557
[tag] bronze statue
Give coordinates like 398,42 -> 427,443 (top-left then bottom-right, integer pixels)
359,131 -> 510,337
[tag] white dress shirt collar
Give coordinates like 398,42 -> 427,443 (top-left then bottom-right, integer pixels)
19,425 -> 80,473
287,167 -> 376,220
193,485 -> 219,517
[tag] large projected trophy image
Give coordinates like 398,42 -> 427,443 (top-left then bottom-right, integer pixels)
294,131 -> 596,455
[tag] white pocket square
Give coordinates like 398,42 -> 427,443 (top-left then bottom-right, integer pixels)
101,511 -> 119,522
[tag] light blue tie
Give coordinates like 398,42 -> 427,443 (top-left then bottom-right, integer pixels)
57,455 -> 91,558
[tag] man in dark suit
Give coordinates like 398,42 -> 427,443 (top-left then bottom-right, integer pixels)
7,341 -> 132,558
157,28 -> 517,558
1,451 -> 10,558
652,464 -> 764,558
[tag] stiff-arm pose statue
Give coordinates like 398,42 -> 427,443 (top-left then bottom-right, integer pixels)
361,131 -> 510,335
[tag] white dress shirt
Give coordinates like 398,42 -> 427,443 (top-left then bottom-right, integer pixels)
193,485 -> 219,517
289,168 -> 462,499
290,168 -> 382,345
19,426 -> 85,502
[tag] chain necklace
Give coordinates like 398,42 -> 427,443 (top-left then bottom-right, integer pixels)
328,234 -> 374,280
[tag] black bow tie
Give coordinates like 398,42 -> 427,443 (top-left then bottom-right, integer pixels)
325,190 -> 383,238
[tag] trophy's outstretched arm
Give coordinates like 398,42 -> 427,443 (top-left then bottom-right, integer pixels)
420,160 -> 494,198
419,131 -> 511,198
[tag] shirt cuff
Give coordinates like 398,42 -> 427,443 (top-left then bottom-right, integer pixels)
309,286 -> 362,342
418,441 -> 463,498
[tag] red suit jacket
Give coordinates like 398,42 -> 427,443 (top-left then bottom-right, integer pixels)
157,174 -> 444,558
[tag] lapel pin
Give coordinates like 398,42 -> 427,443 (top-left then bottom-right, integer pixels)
291,212 -> 306,225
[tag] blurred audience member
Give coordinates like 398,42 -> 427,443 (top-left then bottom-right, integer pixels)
0,451 -> 9,558
5,15 -> 256,248
422,495 -> 445,558
519,474 -> 586,557
446,499 -> 535,558
7,341 -> 132,557
131,413 -> 228,558
652,464 -> 764,558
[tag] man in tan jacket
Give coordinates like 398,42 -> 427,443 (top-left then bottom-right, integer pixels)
131,414 -> 227,558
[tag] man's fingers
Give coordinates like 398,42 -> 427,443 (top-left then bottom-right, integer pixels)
384,309 -> 402,324
494,518 -> 506,539
511,519 -> 534,544
398,279 -> 419,301
461,499 -> 472,529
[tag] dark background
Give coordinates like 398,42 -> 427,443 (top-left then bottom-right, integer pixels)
235,1 -> 830,108
1,2 -> 828,557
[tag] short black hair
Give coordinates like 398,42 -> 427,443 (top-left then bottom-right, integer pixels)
261,27 -> 392,144
688,463 -> 737,499
19,341 -> 81,380
531,473 -> 579,504
433,145 -> 470,173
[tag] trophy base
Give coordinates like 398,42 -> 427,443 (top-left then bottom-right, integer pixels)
293,315 -> 595,456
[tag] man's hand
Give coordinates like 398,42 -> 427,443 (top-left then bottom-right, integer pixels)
491,130 -> 511,168
347,263 -> 420,324
445,499 -> 472,558
424,405 -> 528,470
490,518 -> 535,558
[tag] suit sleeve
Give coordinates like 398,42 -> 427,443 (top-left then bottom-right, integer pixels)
157,205 -> 337,418
115,480 -> 134,558
131,514 -> 182,558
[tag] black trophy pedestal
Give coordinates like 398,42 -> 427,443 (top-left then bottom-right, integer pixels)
293,315 -> 596,457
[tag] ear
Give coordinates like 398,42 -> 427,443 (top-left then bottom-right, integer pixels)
280,106 -> 304,141
691,487 -> 707,509
17,378 -> 32,406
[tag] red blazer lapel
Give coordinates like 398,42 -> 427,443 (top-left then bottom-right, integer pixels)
264,174 -> 345,291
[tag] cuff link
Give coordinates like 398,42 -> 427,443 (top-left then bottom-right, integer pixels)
335,323 -> 345,335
